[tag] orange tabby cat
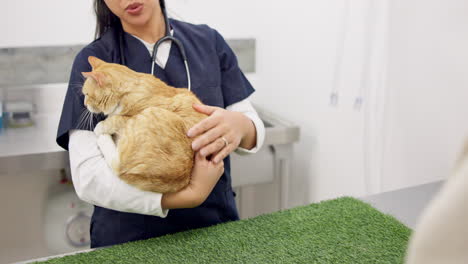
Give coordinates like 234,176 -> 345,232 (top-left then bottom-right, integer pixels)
81,56 -> 207,193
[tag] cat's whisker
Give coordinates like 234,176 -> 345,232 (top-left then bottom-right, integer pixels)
69,81 -> 84,86
90,112 -> 98,131
83,111 -> 91,130
69,83 -> 85,98
89,112 -> 94,130
80,110 -> 91,131
76,109 -> 89,130
85,110 -> 92,131
69,84 -> 83,91
79,74 -> 87,83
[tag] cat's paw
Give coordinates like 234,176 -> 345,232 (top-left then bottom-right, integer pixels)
97,134 -> 118,170
94,122 -> 105,136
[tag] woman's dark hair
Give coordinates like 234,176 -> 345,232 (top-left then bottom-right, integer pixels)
94,0 -> 122,39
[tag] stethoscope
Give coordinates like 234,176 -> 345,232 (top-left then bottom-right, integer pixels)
118,0 -> 192,91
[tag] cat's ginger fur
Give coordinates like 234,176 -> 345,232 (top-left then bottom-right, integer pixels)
81,56 -> 207,193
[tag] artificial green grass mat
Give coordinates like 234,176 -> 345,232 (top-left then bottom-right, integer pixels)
37,197 -> 411,264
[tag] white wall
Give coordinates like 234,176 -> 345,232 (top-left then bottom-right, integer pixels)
7,0 -> 468,212
167,0 -> 388,205
382,0 -> 468,191
1,0 -> 95,48
0,0 -> 389,211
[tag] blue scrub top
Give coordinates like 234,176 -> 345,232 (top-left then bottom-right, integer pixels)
56,19 -> 255,248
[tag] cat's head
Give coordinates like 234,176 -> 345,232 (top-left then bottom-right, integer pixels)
81,56 -> 138,116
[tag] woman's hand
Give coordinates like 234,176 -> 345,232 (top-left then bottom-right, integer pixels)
161,152 -> 224,209
187,104 -> 256,163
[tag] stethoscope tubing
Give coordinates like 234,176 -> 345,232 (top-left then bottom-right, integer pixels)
119,0 -> 192,91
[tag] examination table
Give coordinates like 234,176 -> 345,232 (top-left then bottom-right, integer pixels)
19,181 -> 443,264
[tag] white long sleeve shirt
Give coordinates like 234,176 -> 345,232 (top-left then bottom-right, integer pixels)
68,33 -> 265,216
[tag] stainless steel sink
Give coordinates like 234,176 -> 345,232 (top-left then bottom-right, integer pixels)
231,105 -> 300,212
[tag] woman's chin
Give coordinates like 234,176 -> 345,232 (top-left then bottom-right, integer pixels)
123,14 -> 152,29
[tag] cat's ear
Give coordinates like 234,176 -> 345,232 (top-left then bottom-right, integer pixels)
88,56 -> 105,69
82,71 -> 106,87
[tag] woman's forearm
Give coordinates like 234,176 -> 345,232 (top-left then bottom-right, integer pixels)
226,98 -> 265,153
163,154 -> 224,209
161,187 -> 201,209
239,117 -> 257,150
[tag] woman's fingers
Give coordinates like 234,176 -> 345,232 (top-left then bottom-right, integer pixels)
187,114 -> 221,138
195,151 -> 205,162
189,106 -> 246,163
192,104 -> 218,115
212,144 -> 233,163
191,125 -> 227,151
216,161 -> 225,175
212,140 -> 234,164
199,136 -> 230,158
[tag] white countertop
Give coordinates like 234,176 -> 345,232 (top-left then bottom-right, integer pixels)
0,113 -> 63,158
362,181 -> 443,228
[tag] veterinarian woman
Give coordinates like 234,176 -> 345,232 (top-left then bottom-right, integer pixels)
56,0 -> 265,247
